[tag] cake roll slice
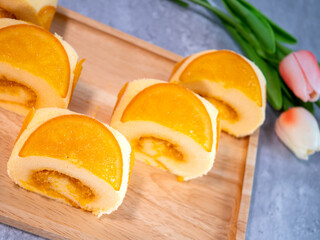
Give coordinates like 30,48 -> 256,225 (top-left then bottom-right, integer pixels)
169,50 -> 266,137
8,108 -> 133,217
0,0 -> 57,29
0,18 -> 84,115
111,79 -> 220,181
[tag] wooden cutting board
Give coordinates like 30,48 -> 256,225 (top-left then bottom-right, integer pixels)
0,6 -> 258,240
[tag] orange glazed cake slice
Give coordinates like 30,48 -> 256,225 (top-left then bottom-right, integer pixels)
0,18 -> 84,116
111,79 -> 220,181
169,50 -> 266,137
7,108 -> 133,217
0,0 -> 57,30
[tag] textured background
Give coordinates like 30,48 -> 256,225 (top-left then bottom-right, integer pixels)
1,0 -> 320,239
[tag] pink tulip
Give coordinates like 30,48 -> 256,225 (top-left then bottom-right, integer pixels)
279,50 -> 320,102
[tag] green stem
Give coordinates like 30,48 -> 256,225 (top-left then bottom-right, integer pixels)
188,0 -> 237,26
170,0 -> 189,7
189,0 -> 263,52
276,41 -> 293,56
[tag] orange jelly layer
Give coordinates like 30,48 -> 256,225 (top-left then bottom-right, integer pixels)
121,83 -> 213,152
37,6 -> 56,30
0,25 -> 70,97
19,115 -> 123,191
179,50 -> 262,107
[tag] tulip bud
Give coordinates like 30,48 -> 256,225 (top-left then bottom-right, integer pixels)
275,107 -> 320,160
279,50 -> 320,102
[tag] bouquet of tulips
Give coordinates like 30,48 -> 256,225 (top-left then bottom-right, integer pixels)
171,0 -> 320,160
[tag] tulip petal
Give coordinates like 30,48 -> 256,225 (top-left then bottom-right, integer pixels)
275,107 -> 320,160
294,50 -> 320,95
279,53 -> 309,102
308,91 -> 320,102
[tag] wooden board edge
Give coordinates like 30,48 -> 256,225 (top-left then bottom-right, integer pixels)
235,129 -> 259,240
56,6 -> 183,63
0,201 -> 103,240
0,210 -> 67,240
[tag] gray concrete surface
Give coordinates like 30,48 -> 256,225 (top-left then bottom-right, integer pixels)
1,0 -> 319,239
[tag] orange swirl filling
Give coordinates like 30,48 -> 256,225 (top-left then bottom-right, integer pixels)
0,77 -> 37,109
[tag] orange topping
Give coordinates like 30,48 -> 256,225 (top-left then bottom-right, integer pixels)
169,56 -> 189,79
37,6 -> 56,30
179,50 -> 262,107
72,59 -> 85,91
19,115 -> 123,191
128,150 -> 135,182
215,114 -> 220,152
121,83 -> 213,151
15,108 -> 35,144
0,25 -> 70,97
176,176 -> 184,182
69,59 -> 85,102
113,82 -> 128,115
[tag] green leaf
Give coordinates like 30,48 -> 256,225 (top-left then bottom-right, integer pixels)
221,0 -> 261,46
316,100 -> 320,108
280,80 -> 293,100
188,0 -> 266,53
276,40 -> 293,56
221,0 -> 239,19
273,27 -> 297,45
239,0 -> 297,44
169,0 -> 189,8
256,40 -> 293,64
256,49 -> 281,65
224,24 -> 282,110
280,80 -> 302,106
299,101 -> 315,114
254,41 -> 292,68
224,0 -> 276,54
187,0 -> 237,26
282,95 -> 294,111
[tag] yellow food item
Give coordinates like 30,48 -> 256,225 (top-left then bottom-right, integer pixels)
0,0 -> 57,30
169,50 -> 266,137
8,108 -> 133,217
121,83 -> 213,151
0,18 -> 83,115
111,79 -> 220,180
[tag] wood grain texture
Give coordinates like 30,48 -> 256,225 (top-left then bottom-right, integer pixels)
0,6 -> 258,240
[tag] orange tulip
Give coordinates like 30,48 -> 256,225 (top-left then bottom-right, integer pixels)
279,50 -> 320,102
